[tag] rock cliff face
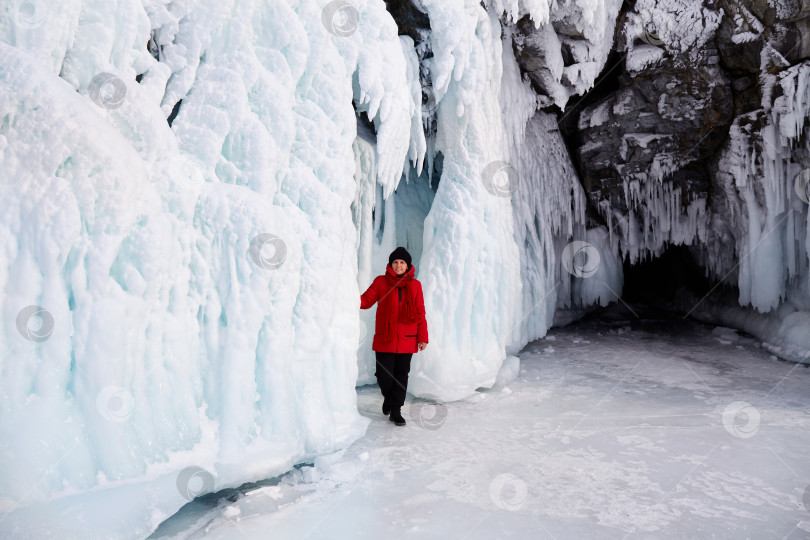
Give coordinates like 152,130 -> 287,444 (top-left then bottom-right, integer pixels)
510,0 -> 810,313
574,46 -> 731,219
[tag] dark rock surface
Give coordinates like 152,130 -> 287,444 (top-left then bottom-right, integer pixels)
509,0 -> 810,257
575,47 -> 733,215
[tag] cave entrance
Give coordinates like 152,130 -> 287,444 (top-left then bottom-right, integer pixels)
620,244 -> 719,318
559,244 -> 740,361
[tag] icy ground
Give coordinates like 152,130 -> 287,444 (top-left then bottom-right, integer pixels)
151,306 -> 810,539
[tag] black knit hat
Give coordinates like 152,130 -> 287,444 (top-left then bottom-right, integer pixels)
388,246 -> 412,269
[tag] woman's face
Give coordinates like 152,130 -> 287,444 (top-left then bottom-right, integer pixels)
392,259 -> 408,275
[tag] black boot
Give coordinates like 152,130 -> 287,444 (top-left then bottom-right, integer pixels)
389,407 -> 406,426
382,397 -> 391,416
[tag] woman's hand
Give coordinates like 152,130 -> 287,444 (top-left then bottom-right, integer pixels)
418,342 -> 427,351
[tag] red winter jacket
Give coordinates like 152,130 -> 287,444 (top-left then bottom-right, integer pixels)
360,264 -> 429,353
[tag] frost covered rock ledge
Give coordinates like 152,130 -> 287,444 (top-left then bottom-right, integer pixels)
0,0 -> 808,538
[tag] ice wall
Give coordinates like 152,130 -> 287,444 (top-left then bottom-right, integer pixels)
0,0 -> 629,535
0,0 -> 417,536
403,1 -> 525,400
501,37 -> 622,342
383,0 -> 624,399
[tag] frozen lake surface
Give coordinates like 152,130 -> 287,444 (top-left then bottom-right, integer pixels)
152,306 -> 810,539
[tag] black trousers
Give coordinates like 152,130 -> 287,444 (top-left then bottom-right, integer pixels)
374,351 -> 413,409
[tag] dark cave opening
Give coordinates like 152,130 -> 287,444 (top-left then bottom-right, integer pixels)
567,244 -> 741,343
620,244 -> 722,315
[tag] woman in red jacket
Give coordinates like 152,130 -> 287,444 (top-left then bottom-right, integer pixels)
360,247 -> 428,426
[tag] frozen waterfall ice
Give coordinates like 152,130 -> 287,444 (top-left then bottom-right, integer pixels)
0,0 -> 809,538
